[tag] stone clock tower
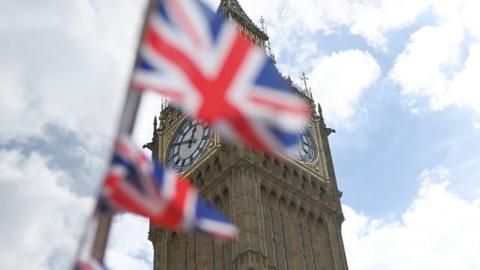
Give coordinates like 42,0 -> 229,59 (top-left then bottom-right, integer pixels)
146,1 -> 349,269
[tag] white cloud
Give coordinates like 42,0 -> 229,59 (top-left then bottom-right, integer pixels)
389,0 -> 480,118
0,147 -> 152,270
448,44 -> 480,113
0,149 -> 93,270
391,33 -> 480,116
309,50 -> 380,126
343,167 -> 480,269
0,0 -> 147,148
0,1 -> 154,269
389,23 -> 464,110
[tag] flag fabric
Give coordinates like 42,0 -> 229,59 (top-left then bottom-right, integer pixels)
101,136 -> 239,239
133,0 -> 309,158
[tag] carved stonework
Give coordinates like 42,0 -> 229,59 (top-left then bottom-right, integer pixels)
148,1 -> 348,269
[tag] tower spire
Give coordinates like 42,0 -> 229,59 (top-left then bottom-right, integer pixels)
218,0 -> 268,43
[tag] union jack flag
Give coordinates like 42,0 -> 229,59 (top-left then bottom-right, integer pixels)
101,137 -> 239,239
133,0 -> 309,158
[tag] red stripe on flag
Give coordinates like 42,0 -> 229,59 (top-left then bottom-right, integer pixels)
104,172 -> 155,218
248,95 -> 310,116
146,25 -> 269,151
146,26 -> 205,88
168,0 -> 203,48
150,177 -> 192,228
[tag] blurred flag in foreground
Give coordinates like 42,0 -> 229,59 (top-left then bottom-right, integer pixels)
101,137 -> 239,239
73,136 -> 237,269
133,0 -> 309,158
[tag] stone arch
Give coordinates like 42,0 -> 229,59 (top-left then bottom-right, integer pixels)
224,146 -> 231,158
307,212 -> 315,224
196,172 -> 204,187
301,177 -> 309,191
214,156 -> 222,172
283,164 -> 291,179
214,196 -> 222,208
298,207 -> 306,217
268,191 -> 278,204
262,153 -> 270,168
288,201 -> 296,212
274,158 -> 280,167
319,186 -> 326,201
205,164 -> 211,174
222,187 -> 229,197
279,197 -> 287,209
316,215 -> 325,225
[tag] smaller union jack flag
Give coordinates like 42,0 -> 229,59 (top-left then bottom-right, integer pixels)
133,0 -> 309,158
101,136 -> 238,239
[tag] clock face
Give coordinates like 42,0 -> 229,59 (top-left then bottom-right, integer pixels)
298,130 -> 316,163
167,120 -> 211,171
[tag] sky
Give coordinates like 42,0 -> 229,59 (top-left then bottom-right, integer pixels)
0,0 -> 480,269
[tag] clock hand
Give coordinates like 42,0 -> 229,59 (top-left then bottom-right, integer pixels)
188,125 -> 198,148
172,138 -> 197,146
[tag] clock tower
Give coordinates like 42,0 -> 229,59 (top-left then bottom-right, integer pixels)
147,1 -> 349,269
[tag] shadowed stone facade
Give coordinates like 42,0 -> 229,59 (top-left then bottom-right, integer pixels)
147,1 -> 348,269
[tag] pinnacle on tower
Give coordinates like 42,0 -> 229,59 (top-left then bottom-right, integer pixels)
317,103 -> 325,124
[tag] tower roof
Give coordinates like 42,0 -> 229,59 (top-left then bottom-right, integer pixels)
218,0 -> 269,42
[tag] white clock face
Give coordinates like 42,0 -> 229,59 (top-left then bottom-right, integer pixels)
298,130 -> 316,163
167,120 -> 211,171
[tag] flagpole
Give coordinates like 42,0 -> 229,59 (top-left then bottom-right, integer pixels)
91,0 -> 157,262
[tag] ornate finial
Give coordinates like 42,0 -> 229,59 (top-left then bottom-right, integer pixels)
161,98 -> 168,111
260,16 -> 266,30
259,16 -> 275,61
300,72 -> 314,99
300,72 -> 309,92
317,103 -> 325,123
152,116 -> 158,141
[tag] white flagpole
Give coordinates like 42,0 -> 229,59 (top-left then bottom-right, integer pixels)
90,0 -> 157,262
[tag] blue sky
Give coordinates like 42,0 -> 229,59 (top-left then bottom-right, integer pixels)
300,16 -> 480,218
333,76 -> 480,217
1,0 -> 480,269
247,0 -> 480,218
